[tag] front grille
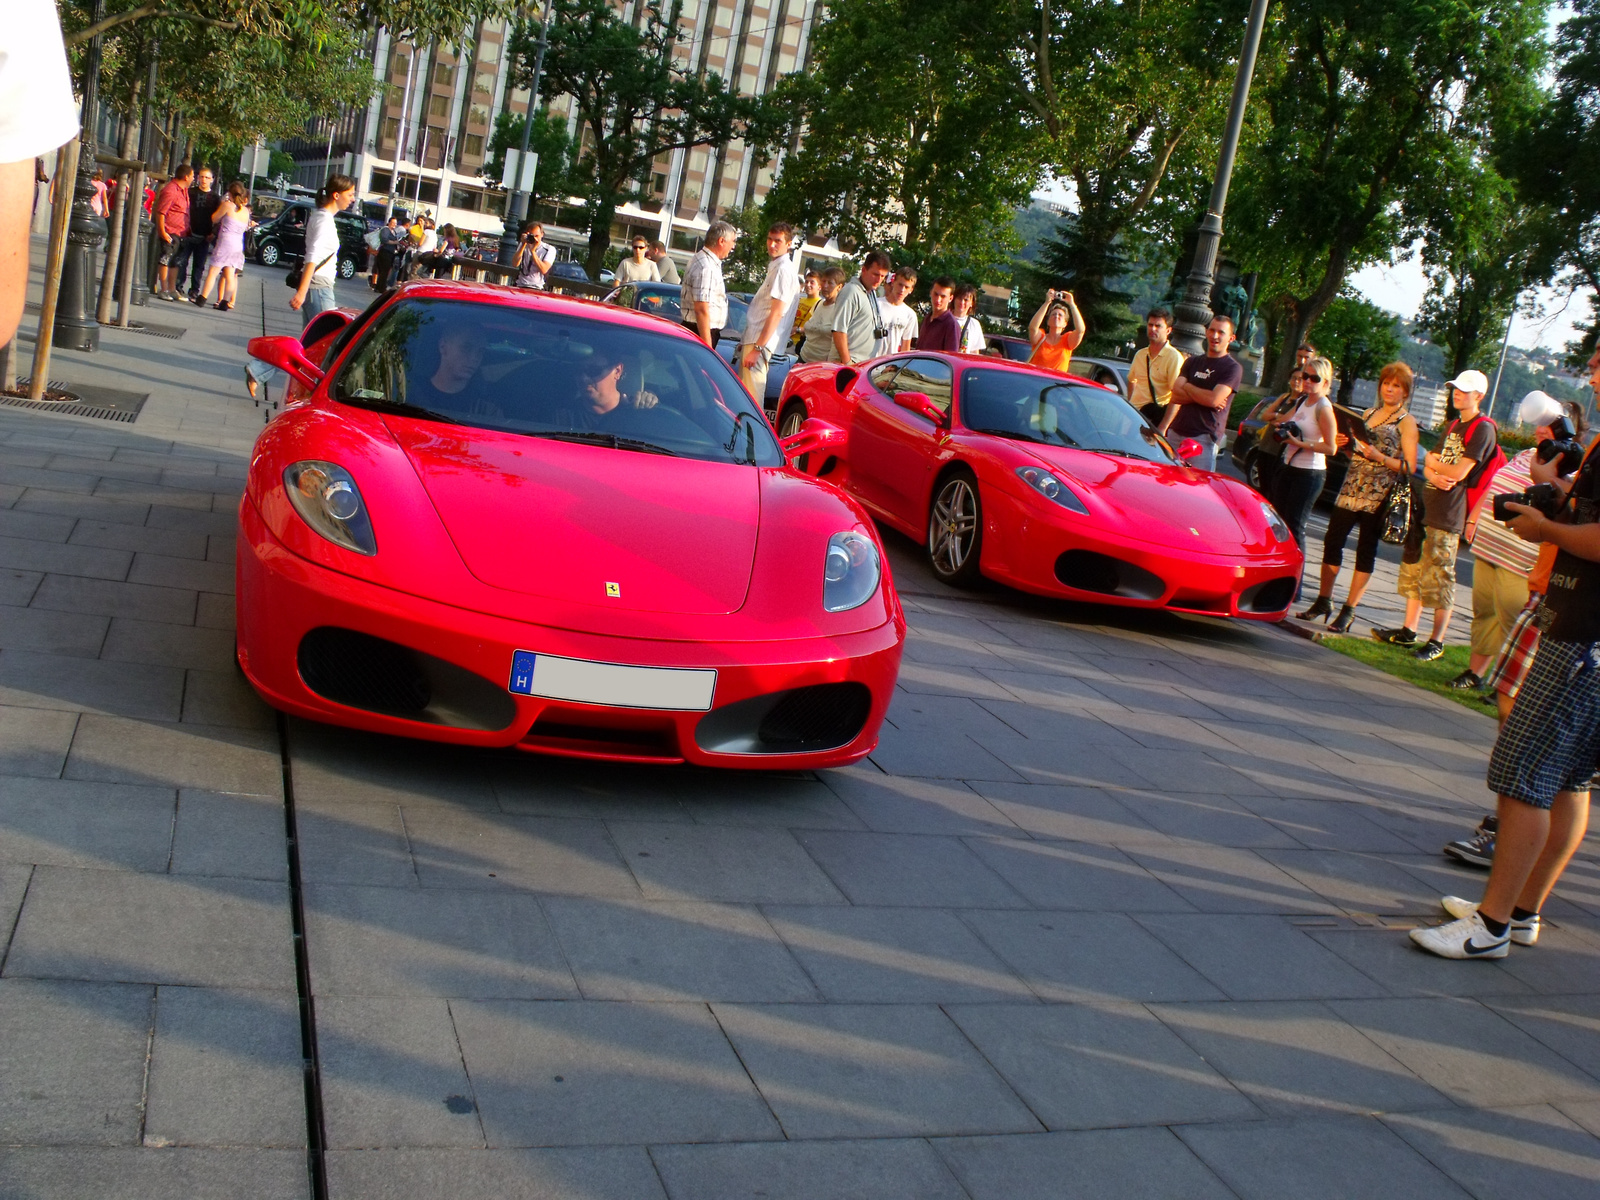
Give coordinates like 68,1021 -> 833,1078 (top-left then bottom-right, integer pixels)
757,683 -> 873,750
298,628 -> 431,713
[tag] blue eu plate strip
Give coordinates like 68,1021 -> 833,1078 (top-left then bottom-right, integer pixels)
509,649 -> 538,695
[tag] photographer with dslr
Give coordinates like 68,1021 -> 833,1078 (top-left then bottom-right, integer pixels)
1412,353 -> 1600,961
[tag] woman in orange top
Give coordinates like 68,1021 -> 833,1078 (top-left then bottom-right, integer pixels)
1027,288 -> 1086,373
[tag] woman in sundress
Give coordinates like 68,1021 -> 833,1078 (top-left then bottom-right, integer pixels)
193,181 -> 254,312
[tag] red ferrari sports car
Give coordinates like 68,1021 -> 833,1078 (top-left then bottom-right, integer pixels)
773,353 -> 1303,619
236,280 -> 904,767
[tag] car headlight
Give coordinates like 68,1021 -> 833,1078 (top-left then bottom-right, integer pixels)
283,461 -> 377,556
823,530 -> 880,612
1016,465 -> 1089,515
1260,500 -> 1292,543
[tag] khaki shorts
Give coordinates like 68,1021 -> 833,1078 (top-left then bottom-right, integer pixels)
1397,527 -> 1460,610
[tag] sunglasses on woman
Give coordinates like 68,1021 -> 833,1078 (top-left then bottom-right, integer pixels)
1300,371 -> 1324,382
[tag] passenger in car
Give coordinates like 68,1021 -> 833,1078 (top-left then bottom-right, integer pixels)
407,323 -> 496,416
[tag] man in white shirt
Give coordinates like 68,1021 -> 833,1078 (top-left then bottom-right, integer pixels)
878,268 -> 919,355
1,0 -> 79,346
615,235 -> 661,283
682,220 -> 737,345
738,222 -> 801,400
952,284 -> 986,354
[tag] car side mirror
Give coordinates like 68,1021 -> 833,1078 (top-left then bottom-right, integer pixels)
894,390 -> 947,426
247,335 -> 324,392
781,418 -> 847,462
1177,437 -> 1204,462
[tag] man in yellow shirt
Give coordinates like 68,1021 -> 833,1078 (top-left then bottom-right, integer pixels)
1128,307 -> 1186,425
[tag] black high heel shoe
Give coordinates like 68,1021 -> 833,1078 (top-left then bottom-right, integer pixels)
1329,603 -> 1356,634
1296,595 -> 1333,622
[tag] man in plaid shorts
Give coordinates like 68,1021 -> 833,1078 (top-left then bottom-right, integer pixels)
1413,352 -> 1600,959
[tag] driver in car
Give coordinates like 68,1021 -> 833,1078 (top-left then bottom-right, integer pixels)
577,353 -> 661,429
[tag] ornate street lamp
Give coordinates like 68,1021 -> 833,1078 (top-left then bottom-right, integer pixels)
1170,0 -> 1272,356
54,0 -> 110,352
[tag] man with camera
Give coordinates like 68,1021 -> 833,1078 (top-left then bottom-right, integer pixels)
1374,370 -> 1500,662
1412,351 -> 1600,960
829,251 -> 893,366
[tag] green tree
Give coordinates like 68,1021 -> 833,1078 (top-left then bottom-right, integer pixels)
762,0 -> 1039,275
1309,294 -> 1402,404
507,0 -> 775,278
1229,0 -> 1548,390
484,108 -> 576,210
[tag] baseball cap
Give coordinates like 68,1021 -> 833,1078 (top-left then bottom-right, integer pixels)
1447,369 -> 1490,394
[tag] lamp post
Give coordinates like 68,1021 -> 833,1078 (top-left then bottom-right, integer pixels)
497,0 -> 555,266
53,0 -> 110,352
1170,0 -> 1271,355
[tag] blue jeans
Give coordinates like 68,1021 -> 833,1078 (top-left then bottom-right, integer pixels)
1272,464 -> 1326,551
248,285 -> 337,387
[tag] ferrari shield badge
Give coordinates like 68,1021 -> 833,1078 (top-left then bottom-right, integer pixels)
605,582 -> 621,598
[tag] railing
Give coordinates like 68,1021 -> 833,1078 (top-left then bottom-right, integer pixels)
404,255 -> 615,302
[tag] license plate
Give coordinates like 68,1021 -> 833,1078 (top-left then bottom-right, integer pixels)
508,650 -> 716,711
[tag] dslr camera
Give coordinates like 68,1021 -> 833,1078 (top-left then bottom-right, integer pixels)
1271,420 -> 1303,443
1535,415 -> 1584,476
1493,482 -> 1566,524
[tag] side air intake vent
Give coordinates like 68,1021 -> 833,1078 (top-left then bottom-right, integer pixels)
297,628 -> 516,730
696,682 -> 874,755
1053,550 -> 1165,600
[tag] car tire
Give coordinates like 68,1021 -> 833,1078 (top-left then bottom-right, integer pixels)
777,402 -> 808,439
1246,453 -> 1265,492
927,469 -> 984,587
258,241 -> 280,267
338,256 -> 356,280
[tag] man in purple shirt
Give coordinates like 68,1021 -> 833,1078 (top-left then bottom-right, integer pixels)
1158,314 -> 1242,471
918,276 -> 960,352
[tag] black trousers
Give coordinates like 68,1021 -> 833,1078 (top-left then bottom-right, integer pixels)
1321,503 -> 1384,574
1271,464 -> 1325,552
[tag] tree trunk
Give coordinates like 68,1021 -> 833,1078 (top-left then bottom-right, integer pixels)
1267,246 -> 1350,392
584,193 -> 616,280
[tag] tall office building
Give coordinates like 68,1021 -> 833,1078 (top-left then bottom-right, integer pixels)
286,0 -> 822,252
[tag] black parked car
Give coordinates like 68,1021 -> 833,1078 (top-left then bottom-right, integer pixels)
1233,392 -> 1369,502
246,201 -> 371,279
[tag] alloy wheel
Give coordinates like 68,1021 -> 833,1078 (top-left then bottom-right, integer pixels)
929,476 -> 979,579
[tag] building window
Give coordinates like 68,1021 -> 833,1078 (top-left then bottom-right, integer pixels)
469,105 -> 489,127
382,118 -> 400,145
428,94 -> 450,119
651,172 -> 667,195
480,40 -> 500,64
393,52 -> 410,78
434,62 -> 455,87
369,171 -> 392,193
464,133 -> 484,158
475,71 -> 495,96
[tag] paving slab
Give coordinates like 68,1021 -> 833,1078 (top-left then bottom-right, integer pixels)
0,978 -> 153,1145
1486,993 -> 1600,1079
1136,914 -> 1390,1001
143,985 -> 307,1148
1123,844 -> 1341,915
0,1147 -> 308,1199
961,909 -> 1226,1003
4,866 -> 294,989
543,897 -> 817,1002
963,836 -> 1194,911
453,999 -> 783,1146
610,821 -> 844,904
325,1146 -> 666,1200
651,1137 -> 968,1200
406,809 -> 641,897
712,1002 -> 1040,1139
934,1127 -> 1238,1200
763,905 -> 1032,1003
819,766 -> 1024,838
1329,996 -> 1600,1108
1382,1103 -> 1600,1200
1308,927 -> 1536,998
0,776 -> 175,872
0,646 -> 186,718
170,789 -> 286,881
1176,1113 -> 1473,1200
64,713 -> 280,793
946,1001 -> 1259,1130
794,830 -> 1027,908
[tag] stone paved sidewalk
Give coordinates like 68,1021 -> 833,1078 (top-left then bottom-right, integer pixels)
1,260 -> 1597,1199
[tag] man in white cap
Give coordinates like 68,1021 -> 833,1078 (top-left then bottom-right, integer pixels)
1374,368 -> 1502,660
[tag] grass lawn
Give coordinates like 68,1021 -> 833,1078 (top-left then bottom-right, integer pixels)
1321,635 -> 1499,715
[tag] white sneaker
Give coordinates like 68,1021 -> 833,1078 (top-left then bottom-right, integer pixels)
1440,896 -> 1539,945
1411,911 -> 1510,959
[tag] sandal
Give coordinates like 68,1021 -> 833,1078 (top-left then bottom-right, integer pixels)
215,300 -> 231,311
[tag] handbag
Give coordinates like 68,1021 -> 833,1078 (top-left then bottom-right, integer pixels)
1380,475 -> 1412,545
285,252 -> 337,289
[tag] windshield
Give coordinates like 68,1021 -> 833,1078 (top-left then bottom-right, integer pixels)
960,367 -> 1174,463
332,297 -> 784,466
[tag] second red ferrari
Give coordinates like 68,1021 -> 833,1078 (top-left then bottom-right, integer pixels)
774,353 -> 1303,619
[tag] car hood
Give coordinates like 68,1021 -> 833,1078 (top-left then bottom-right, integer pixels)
1024,444 -> 1248,549
388,420 -> 760,615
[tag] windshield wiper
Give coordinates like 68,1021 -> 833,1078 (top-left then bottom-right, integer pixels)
527,430 -> 677,456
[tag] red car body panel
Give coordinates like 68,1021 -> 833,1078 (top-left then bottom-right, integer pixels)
236,281 -> 905,767
775,353 -> 1303,619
